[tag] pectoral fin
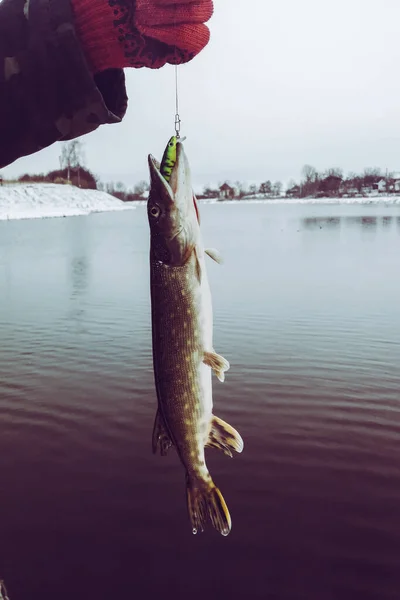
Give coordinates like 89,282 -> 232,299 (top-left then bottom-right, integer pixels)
205,248 -> 223,264
203,351 -> 230,382
206,415 -> 244,458
152,410 -> 173,456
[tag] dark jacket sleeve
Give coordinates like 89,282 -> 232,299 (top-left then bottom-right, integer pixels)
0,0 -> 128,169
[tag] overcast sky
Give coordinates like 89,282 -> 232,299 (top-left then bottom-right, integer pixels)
3,0 -> 400,190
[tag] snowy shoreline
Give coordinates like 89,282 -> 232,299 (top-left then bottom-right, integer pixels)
0,183 -> 136,221
198,195 -> 400,205
1,184 -> 399,222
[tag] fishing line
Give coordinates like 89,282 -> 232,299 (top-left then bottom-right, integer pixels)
174,65 -> 181,138
172,3 -> 183,140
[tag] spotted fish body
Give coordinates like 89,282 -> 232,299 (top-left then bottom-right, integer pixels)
147,142 -> 243,536
160,136 -> 177,182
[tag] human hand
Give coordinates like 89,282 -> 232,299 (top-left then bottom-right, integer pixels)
71,0 -> 214,73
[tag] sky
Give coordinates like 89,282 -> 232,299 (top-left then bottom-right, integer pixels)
2,0 -> 400,190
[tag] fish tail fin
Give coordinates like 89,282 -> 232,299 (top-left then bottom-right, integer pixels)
185,474 -> 231,537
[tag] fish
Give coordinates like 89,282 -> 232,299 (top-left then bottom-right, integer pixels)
159,135 -> 177,182
147,141 -> 244,536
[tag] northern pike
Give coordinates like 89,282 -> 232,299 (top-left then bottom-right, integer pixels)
147,141 -> 244,536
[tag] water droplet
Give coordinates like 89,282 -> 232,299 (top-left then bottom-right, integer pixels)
221,529 -> 229,537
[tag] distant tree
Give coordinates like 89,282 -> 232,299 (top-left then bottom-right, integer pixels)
60,140 -> 85,185
202,186 -> 219,199
325,167 -> 343,179
234,181 -> 248,199
133,180 -> 150,196
259,181 -> 272,196
18,172 -> 46,183
363,167 -> 382,177
14,165 -> 95,187
362,167 -> 382,188
319,174 -> 342,196
115,181 -> 126,193
302,164 -> 318,182
92,173 -> 103,191
249,184 -> 257,196
272,181 -> 282,197
346,174 -> 363,194
301,164 -> 319,197
286,185 -> 301,198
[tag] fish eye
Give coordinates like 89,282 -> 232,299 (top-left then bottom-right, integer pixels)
169,141 -> 174,147
149,205 -> 161,218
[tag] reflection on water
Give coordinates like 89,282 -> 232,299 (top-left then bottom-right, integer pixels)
0,204 -> 400,600
70,256 -> 89,299
302,215 -> 399,230
382,216 -> 393,227
68,255 -> 89,331
303,216 -> 341,229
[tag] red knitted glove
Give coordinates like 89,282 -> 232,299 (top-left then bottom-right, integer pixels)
71,0 -> 214,74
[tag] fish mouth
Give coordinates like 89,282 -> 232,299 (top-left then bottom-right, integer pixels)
148,141 -> 186,201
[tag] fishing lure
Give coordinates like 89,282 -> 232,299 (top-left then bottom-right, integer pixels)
160,135 -> 187,182
160,136 -> 177,182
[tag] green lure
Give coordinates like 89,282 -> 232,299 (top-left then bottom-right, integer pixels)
160,136 -> 177,182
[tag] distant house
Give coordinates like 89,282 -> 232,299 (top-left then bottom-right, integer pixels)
219,183 -> 235,200
362,186 -> 374,195
377,179 -> 387,193
392,173 -> 400,192
376,174 -> 400,193
346,187 -> 359,195
319,174 -> 342,196
286,185 -> 300,198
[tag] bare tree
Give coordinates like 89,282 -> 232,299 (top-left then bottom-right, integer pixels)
302,164 -> 318,182
259,181 -> 271,196
249,184 -> 257,196
301,165 -> 319,197
362,167 -> 383,190
60,140 -> 85,185
324,167 -> 344,179
133,180 -> 150,196
363,167 -> 382,177
202,185 -> 218,199
272,181 -> 282,196
234,181 -> 248,199
114,181 -> 126,194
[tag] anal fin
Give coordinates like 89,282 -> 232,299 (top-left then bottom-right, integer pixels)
152,410 -> 173,456
203,351 -> 230,382
206,415 -> 244,458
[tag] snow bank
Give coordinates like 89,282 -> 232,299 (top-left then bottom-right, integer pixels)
0,183 -> 136,221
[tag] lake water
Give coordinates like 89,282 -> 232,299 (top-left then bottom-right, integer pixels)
0,202 -> 400,600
